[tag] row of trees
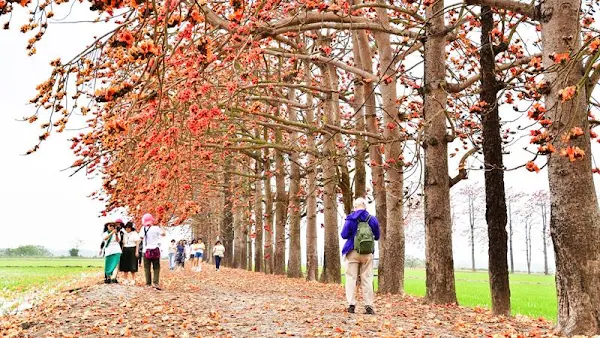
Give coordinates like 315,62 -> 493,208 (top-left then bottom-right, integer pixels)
3,0 -> 600,334
0,246 -> 52,257
407,186 -> 553,275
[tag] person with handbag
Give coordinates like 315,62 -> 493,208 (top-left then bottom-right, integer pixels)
102,222 -> 122,284
119,222 -> 141,285
139,213 -> 165,289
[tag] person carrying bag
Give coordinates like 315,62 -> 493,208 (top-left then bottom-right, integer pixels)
102,222 -> 122,284
139,213 -> 165,289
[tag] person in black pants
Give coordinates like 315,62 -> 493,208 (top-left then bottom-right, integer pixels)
139,213 -> 165,289
212,240 -> 225,271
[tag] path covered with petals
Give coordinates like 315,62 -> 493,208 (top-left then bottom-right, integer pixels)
1,267 -> 559,337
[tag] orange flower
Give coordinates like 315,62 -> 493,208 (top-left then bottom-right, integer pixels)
538,143 -> 556,155
558,86 -> 576,102
590,39 -> 600,53
551,53 -> 570,64
529,56 -> 542,69
118,31 -> 135,47
571,127 -> 584,138
559,146 -> 585,162
190,10 -> 203,24
526,161 -> 540,173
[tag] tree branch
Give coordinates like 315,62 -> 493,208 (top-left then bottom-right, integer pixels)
464,0 -> 539,20
449,147 -> 479,187
264,11 -> 421,39
261,49 -> 379,82
446,54 -> 540,93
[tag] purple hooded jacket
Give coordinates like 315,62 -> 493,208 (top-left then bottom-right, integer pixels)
340,209 -> 380,255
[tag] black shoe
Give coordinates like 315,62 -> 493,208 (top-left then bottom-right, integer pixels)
347,305 -> 355,313
104,278 -> 110,284
111,279 -> 118,284
365,306 -> 375,315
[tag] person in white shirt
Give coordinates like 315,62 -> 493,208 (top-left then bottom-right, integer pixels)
190,239 -> 199,271
102,222 -> 122,284
184,240 -> 191,261
168,239 -> 177,270
119,222 -> 141,285
139,213 -> 165,289
212,240 -> 225,271
197,239 -> 206,272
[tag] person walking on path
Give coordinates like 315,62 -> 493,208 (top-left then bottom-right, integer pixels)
119,222 -> 141,285
176,240 -> 186,269
190,239 -> 199,271
184,240 -> 191,263
140,213 -> 165,289
340,197 -> 380,315
197,239 -> 206,271
102,222 -> 122,284
212,241 -> 225,271
168,239 -> 177,270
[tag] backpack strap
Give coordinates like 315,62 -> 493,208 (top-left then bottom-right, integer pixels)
143,226 -> 149,247
105,233 -> 113,247
355,215 -> 372,234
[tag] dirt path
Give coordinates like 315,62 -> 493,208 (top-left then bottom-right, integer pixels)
1,265 -> 560,337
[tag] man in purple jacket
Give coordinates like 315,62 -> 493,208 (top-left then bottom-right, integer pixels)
340,197 -> 380,315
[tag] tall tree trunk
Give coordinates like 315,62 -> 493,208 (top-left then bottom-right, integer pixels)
470,197 -> 475,272
480,4 -> 511,315
222,158 -> 234,267
508,201 -> 514,274
349,6 -> 366,201
326,62 -> 353,216
274,122 -> 289,276
423,0 -> 457,304
287,87 -> 303,278
254,159 -> 263,273
304,61 -> 318,282
541,0 -> 600,332
541,204 -> 548,275
263,155 -> 274,274
355,29 -> 388,291
373,4 -> 405,294
233,173 -> 243,268
319,58 -> 341,284
246,229 -> 252,271
525,221 -> 531,274
243,200 -> 250,271
240,192 -> 249,270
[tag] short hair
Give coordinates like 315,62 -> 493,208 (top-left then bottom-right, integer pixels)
353,197 -> 367,210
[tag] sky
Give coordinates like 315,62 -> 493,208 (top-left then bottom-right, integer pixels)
0,3 -> 597,273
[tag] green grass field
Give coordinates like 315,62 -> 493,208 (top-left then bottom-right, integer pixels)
0,258 -> 103,298
400,270 -> 556,320
355,269 -> 556,321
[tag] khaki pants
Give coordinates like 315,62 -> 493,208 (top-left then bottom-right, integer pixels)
345,250 -> 374,307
